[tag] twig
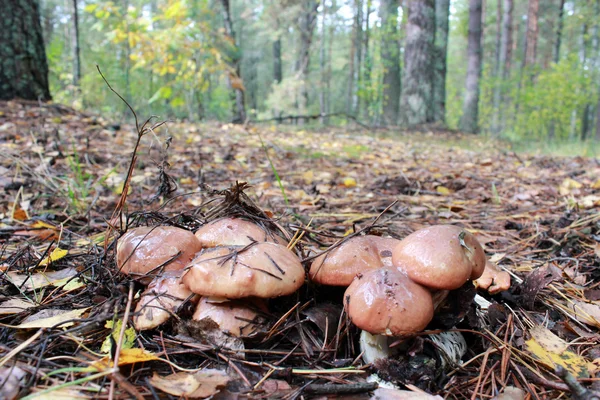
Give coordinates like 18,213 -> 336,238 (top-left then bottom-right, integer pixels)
304,381 -> 378,394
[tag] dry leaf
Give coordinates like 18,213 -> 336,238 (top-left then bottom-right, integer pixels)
343,177 -> 357,188
0,366 -> 26,400
370,388 -> 443,399
25,387 -> 86,399
149,369 -> 230,398
16,308 -> 89,329
0,298 -> 36,315
525,325 -> 591,378
7,267 -> 79,291
93,348 -> 159,370
436,186 -> 452,195
569,300 -> 600,328
38,248 -> 68,266
492,386 -> 526,400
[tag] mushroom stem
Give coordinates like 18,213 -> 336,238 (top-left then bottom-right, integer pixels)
359,330 -> 396,364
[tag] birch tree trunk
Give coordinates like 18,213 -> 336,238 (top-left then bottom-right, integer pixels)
399,0 -> 435,126
433,0 -> 449,124
380,0 -> 401,125
72,0 -> 81,88
459,0 -> 483,134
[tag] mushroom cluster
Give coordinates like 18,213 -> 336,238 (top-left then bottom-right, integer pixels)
310,225 -> 511,362
116,218 -> 304,337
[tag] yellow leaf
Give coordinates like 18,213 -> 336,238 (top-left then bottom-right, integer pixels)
436,186 -> 452,195
343,177 -> 357,188
101,319 -> 137,353
7,267 -> 78,291
525,325 -> 592,378
93,348 -> 159,370
180,177 -> 193,185
591,179 -> 600,189
39,248 -> 68,266
15,308 -> 89,329
559,178 -> 583,195
302,170 -> 314,185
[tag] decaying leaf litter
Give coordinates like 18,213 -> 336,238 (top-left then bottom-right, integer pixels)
0,100 -> 599,399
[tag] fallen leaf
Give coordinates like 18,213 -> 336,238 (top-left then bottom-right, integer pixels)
25,387 -> 85,399
16,308 -> 89,329
568,300 -> 600,328
149,369 -> 230,398
7,267 -> 79,291
38,248 -> 68,266
436,186 -> 452,195
342,177 -> 357,188
101,319 -> 137,353
492,386 -> 526,400
0,366 -> 26,400
93,348 -> 159,370
0,298 -> 36,315
525,325 -> 591,378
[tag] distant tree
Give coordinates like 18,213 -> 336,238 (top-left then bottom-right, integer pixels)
0,0 -> 51,101
347,0 -> 363,116
553,0 -> 565,63
219,0 -> 246,123
524,0 -> 539,67
492,0 -> 513,134
433,0 -> 449,124
296,0 -> 319,125
319,0 -> 328,124
380,0 -> 401,125
459,0 -> 483,133
72,0 -> 81,87
399,0 -> 435,126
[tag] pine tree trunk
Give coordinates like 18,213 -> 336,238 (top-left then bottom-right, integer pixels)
362,0 -> 372,120
524,0 -> 539,67
399,0 -> 435,126
433,0 -> 449,124
296,0 -> 318,125
494,0 -> 501,76
219,0 -> 246,123
380,0 -> 400,125
72,0 -> 81,87
553,0 -> 565,63
491,0 -> 512,134
319,1 -> 328,124
273,39 -> 282,84
0,0 -> 51,101
459,0 -> 483,134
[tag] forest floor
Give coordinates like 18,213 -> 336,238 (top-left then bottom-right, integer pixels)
1,99 -> 600,399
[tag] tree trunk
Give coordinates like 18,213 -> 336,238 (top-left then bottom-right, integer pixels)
399,0 -> 435,126
380,0 -> 401,125
459,0 -> 483,134
219,0 -> 246,123
0,0 -> 51,101
553,0 -> 565,63
319,1 -> 328,124
524,0 -> 539,67
494,0 -> 501,76
296,0 -> 319,125
491,0 -> 513,134
273,39 -> 282,84
593,0 -> 600,140
362,0 -> 372,120
326,0 -> 336,120
72,0 -> 81,88
433,0 -> 449,124
347,0 -> 362,115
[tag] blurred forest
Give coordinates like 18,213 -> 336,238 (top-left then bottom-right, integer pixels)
5,0 -> 600,141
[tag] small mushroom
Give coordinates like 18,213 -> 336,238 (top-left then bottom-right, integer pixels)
309,235 -> 401,286
474,261 -> 511,294
392,225 -> 486,290
344,267 -> 434,336
194,217 -> 286,247
192,297 -> 268,337
182,242 -> 305,299
133,272 -> 197,331
117,226 -> 202,282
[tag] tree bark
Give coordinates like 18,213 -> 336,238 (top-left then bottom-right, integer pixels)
491,0 -> 513,134
0,0 -> 51,101
524,0 -> 539,67
347,0 -> 362,116
72,0 -> 81,88
273,39 -> 282,84
380,0 -> 401,125
494,0 -> 501,76
399,0 -> 435,126
459,0 -> 483,134
553,0 -> 565,63
296,0 -> 319,125
319,1 -> 328,124
219,0 -> 246,123
433,0 -> 449,124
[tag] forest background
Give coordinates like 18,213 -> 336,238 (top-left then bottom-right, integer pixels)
13,0 -> 600,147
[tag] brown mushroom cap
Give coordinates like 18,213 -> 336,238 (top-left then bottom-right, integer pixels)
117,226 -> 203,281
182,242 -> 305,299
133,272 -> 196,331
392,225 -> 486,290
192,297 -> 268,337
309,235 -> 401,286
344,267 -> 434,336
194,217 -> 286,247
474,261 -> 511,294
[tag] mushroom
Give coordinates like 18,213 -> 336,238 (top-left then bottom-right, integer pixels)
309,235 -> 401,286
182,242 -> 305,299
392,225 -> 486,290
133,271 -> 197,331
117,226 -> 203,282
194,217 -> 286,247
192,297 -> 268,337
344,267 -> 435,364
474,261 -> 511,294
